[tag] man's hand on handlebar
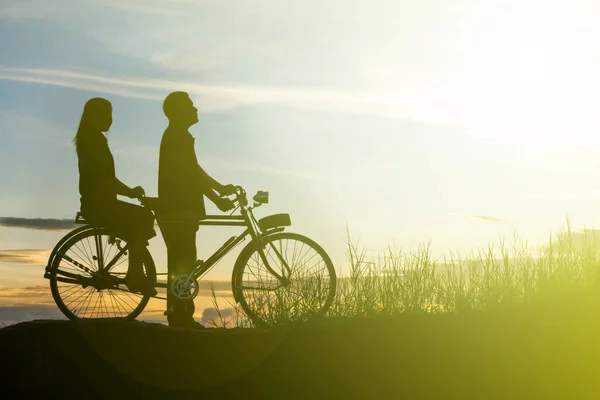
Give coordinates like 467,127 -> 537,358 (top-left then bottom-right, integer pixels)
130,186 -> 145,200
219,184 -> 237,197
216,197 -> 235,212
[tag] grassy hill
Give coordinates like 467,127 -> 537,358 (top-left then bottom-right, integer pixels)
4,224 -> 600,398
3,293 -> 600,399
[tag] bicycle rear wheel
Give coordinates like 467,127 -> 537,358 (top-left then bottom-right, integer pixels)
48,227 -> 156,320
232,232 -> 336,327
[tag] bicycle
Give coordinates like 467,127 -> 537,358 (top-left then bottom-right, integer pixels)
43,186 -> 337,327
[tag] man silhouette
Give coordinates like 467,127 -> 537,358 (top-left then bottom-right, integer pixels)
158,91 -> 235,329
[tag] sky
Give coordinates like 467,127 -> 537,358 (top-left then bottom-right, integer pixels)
3,0 -> 600,325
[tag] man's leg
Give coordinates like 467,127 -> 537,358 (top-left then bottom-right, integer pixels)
160,221 -> 198,325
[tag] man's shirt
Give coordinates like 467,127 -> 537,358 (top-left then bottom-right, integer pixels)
158,126 -> 211,218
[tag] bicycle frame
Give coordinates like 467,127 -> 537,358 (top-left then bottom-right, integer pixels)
45,187 -> 293,298
155,200 -> 291,289
154,214 -> 251,290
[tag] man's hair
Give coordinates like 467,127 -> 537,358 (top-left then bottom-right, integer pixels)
162,91 -> 190,120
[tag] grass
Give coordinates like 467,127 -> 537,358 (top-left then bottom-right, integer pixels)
210,218 -> 600,327
202,283 -> 252,329
334,222 -> 600,316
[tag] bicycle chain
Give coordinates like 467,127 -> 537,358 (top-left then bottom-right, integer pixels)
58,252 -> 95,275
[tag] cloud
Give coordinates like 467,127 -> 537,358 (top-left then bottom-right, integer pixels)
468,215 -> 507,223
0,285 -> 51,297
0,217 -> 78,231
90,0 -> 185,16
0,0 -> 64,20
0,0 -> 183,20
0,67 -> 445,123
0,286 -> 56,310
524,191 -> 600,201
200,156 -> 328,182
0,250 -> 51,265
0,69 -> 165,101
200,306 -> 241,327
448,213 -> 508,223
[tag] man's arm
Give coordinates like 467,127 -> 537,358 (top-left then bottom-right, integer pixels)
194,160 -> 235,211
114,178 -> 137,198
203,186 -> 235,212
186,134 -> 235,204
203,186 -> 222,203
196,164 -> 226,194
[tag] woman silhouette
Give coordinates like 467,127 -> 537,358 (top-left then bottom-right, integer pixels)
74,97 -> 157,296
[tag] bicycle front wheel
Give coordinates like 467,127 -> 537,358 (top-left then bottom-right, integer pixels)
48,227 -> 156,321
232,232 -> 336,327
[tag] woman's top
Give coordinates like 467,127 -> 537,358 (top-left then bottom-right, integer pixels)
77,131 -> 117,207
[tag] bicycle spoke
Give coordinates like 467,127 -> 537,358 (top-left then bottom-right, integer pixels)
58,257 -> 93,277
92,292 -> 101,318
67,243 -> 96,273
111,254 -> 129,270
58,285 -> 82,303
106,290 -> 117,317
74,239 -> 97,272
114,287 -> 144,309
82,289 -> 98,317
73,288 -> 94,317
109,290 -> 129,317
104,249 -> 127,272
100,292 -> 109,318
66,286 -> 92,309
82,236 -> 97,267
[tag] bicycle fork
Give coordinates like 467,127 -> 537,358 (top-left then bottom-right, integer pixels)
257,239 -> 292,283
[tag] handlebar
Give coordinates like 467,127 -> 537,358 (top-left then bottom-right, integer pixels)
232,185 -> 248,207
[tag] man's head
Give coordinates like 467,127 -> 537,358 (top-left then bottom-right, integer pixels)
163,91 -> 199,127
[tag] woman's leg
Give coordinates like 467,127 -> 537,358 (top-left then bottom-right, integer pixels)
102,200 -> 157,295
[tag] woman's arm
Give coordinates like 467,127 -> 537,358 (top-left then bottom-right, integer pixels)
79,134 -> 142,200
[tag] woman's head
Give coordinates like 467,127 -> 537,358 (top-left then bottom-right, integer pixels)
80,97 -> 112,132
73,97 -> 112,150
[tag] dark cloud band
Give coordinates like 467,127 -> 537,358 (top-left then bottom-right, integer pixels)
0,217 -> 78,231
